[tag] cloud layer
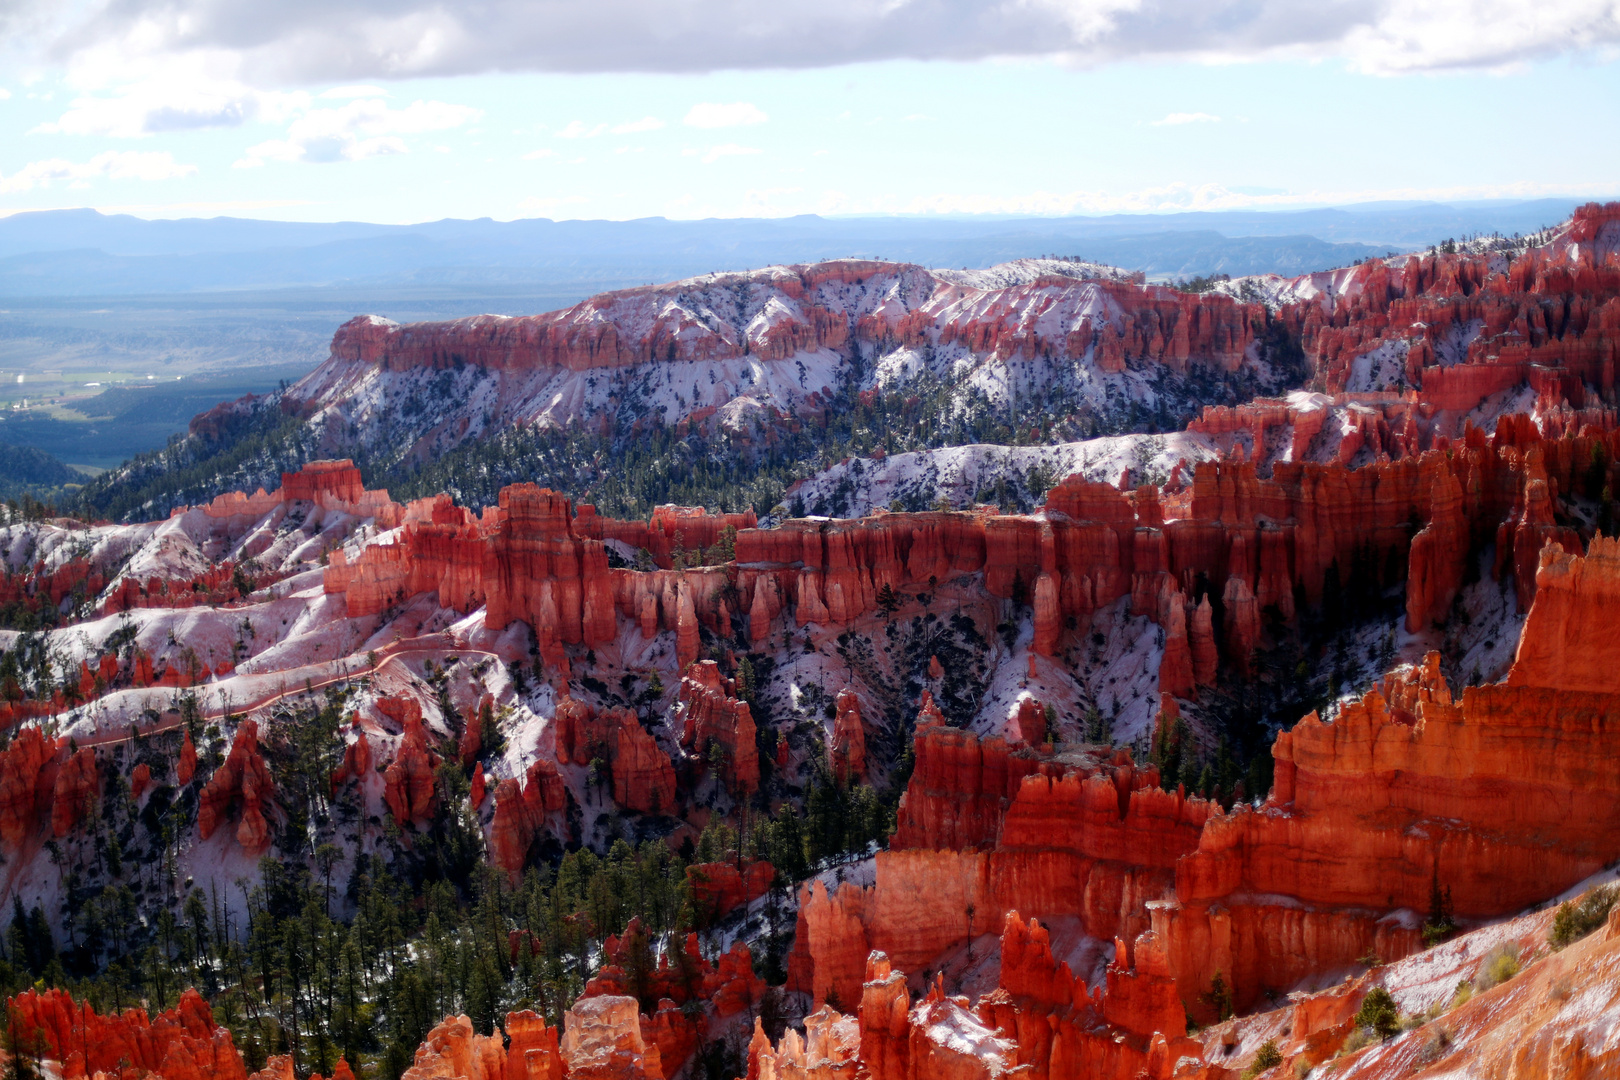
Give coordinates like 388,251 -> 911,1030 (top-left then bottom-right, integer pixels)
0,151 -> 196,194
1152,111 -> 1221,125
21,0 -> 1620,83
233,97 -> 481,166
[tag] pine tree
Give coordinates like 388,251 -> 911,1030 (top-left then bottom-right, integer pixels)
1423,860 -> 1455,946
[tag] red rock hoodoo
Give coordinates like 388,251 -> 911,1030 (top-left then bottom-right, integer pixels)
5,986 -> 248,1080
676,661 -> 759,798
381,697 -> 439,827
197,721 -> 275,856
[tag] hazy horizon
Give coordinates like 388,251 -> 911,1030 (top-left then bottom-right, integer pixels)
3,3 -> 1619,223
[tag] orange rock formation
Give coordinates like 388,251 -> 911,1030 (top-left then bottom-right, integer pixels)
490,758 -> 567,880
4,987 -> 247,1080
830,689 -> 867,785
197,720 -> 275,856
686,860 -> 774,922
554,696 -> 677,815
676,662 -> 759,797
381,698 -> 440,826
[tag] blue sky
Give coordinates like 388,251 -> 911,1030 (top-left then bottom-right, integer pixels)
1,1 -> 1618,222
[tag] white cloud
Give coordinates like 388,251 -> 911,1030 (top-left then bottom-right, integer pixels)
699,143 -> 761,164
320,84 -> 389,99
12,0 -> 1618,82
1152,112 -> 1221,126
555,120 -> 606,139
0,150 -> 196,194
554,116 -> 664,139
33,77 -> 308,138
612,116 -> 664,134
233,97 -> 480,166
0,88 -> 11,100
522,147 -> 556,160
684,102 -> 768,129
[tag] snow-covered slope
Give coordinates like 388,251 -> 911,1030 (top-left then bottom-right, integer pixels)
780,431 -> 1222,519
266,256 -> 1276,469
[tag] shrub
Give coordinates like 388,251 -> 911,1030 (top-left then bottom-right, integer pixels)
1474,943 -> 1521,992
1450,979 -> 1473,1009
1355,986 -> 1400,1040
1203,970 -> 1234,1021
1340,1027 -> 1376,1056
1549,884 -> 1618,949
1415,1026 -> 1453,1067
1241,1040 -> 1283,1078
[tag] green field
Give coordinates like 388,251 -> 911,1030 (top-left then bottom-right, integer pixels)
0,365 -> 312,470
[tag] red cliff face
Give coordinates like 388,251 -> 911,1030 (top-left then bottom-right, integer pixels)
1508,533 -> 1620,693
890,702 -> 1167,855
731,426 -> 1603,698
677,662 -> 759,798
50,747 -> 99,838
890,718 -> 1051,852
976,913 -> 1202,1080
686,860 -> 774,922
323,484 -> 616,673
1292,206 -> 1620,414
1160,605 -> 1620,1015
555,696 -> 678,816
381,698 -> 439,827
577,921 -> 765,1076
1404,465 -> 1467,632
315,417 -> 1620,726
1185,206 -> 1620,473
763,926 -> 1201,1080
177,728 -> 197,786
276,459 -> 367,505
329,716 -> 374,793
299,263 -> 1256,418
795,534 -> 1620,1025
1186,650 -> 1620,920
0,727 -> 62,849
490,758 -> 567,880
130,761 -> 152,802
5,987 -> 248,1080
830,689 -> 867,785
197,720 -> 275,856
796,733 -> 1206,1011
484,486 -> 618,664
384,1010 -> 564,1080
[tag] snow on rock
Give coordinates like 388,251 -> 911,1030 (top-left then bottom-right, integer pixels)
782,432 -> 1221,519
260,255 -> 1271,476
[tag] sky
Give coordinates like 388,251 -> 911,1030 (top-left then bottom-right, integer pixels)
0,0 -> 1618,223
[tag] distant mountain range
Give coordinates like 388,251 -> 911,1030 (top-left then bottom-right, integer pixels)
0,199 -> 1586,296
